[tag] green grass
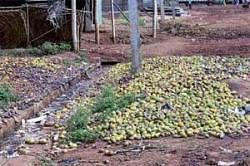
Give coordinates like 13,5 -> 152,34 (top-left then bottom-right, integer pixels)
0,84 -> 17,108
0,42 -> 72,57
67,85 -> 138,142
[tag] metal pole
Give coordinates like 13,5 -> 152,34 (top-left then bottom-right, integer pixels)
128,0 -> 141,73
110,0 -> 116,43
72,0 -> 78,51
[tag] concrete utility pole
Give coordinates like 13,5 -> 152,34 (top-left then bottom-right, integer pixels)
71,0 -> 78,51
128,0 -> 141,74
95,0 -> 100,45
153,0 -> 157,38
110,0 -> 116,43
160,0 -> 165,22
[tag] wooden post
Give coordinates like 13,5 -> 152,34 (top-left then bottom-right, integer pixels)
153,0 -> 157,38
26,3 -> 30,47
171,0 -> 176,20
95,0 -> 100,45
160,0 -> 165,22
110,0 -> 116,43
128,0 -> 141,74
72,0 -> 78,51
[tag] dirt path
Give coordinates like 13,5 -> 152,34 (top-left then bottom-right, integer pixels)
53,136 -> 250,166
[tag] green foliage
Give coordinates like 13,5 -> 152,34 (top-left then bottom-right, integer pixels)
28,47 -> 43,56
67,107 -> 99,142
40,42 -> 72,55
59,43 -> 72,51
67,85 -> 137,143
0,84 -> 17,108
93,85 -> 137,122
41,42 -> 59,55
69,129 -> 99,143
68,108 -> 92,131
0,42 -> 72,57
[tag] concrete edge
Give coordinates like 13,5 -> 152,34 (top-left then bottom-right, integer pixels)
0,64 -> 99,139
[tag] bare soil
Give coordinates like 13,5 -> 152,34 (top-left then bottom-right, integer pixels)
53,136 -> 250,166
83,5 -> 250,62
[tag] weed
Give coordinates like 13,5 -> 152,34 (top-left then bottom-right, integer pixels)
0,84 -> 17,108
68,108 -> 92,131
67,106 -> 99,142
67,85 -> 138,143
93,85 -> 137,122
69,129 -> 99,142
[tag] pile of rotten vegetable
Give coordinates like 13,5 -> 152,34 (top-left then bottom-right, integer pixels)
71,56 -> 250,143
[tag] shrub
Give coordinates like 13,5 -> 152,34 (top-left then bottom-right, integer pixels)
0,84 -> 17,108
59,43 -> 71,51
41,42 -> 59,55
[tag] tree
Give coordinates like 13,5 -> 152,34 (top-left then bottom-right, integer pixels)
128,0 -> 142,74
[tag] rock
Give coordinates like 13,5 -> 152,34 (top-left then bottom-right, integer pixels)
27,115 -> 47,124
103,159 -> 110,164
98,149 -> 105,153
53,133 -> 59,142
244,104 -> 250,114
218,161 -> 235,166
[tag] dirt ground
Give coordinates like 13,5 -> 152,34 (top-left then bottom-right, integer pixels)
83,5 -> 250,62
58,5 -> 250,166
1,5 -> 250,166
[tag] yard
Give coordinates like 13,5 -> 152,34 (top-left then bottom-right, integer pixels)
0,4 -> 249,166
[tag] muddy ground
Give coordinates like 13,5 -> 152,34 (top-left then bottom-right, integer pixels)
0,4 -> 250,166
